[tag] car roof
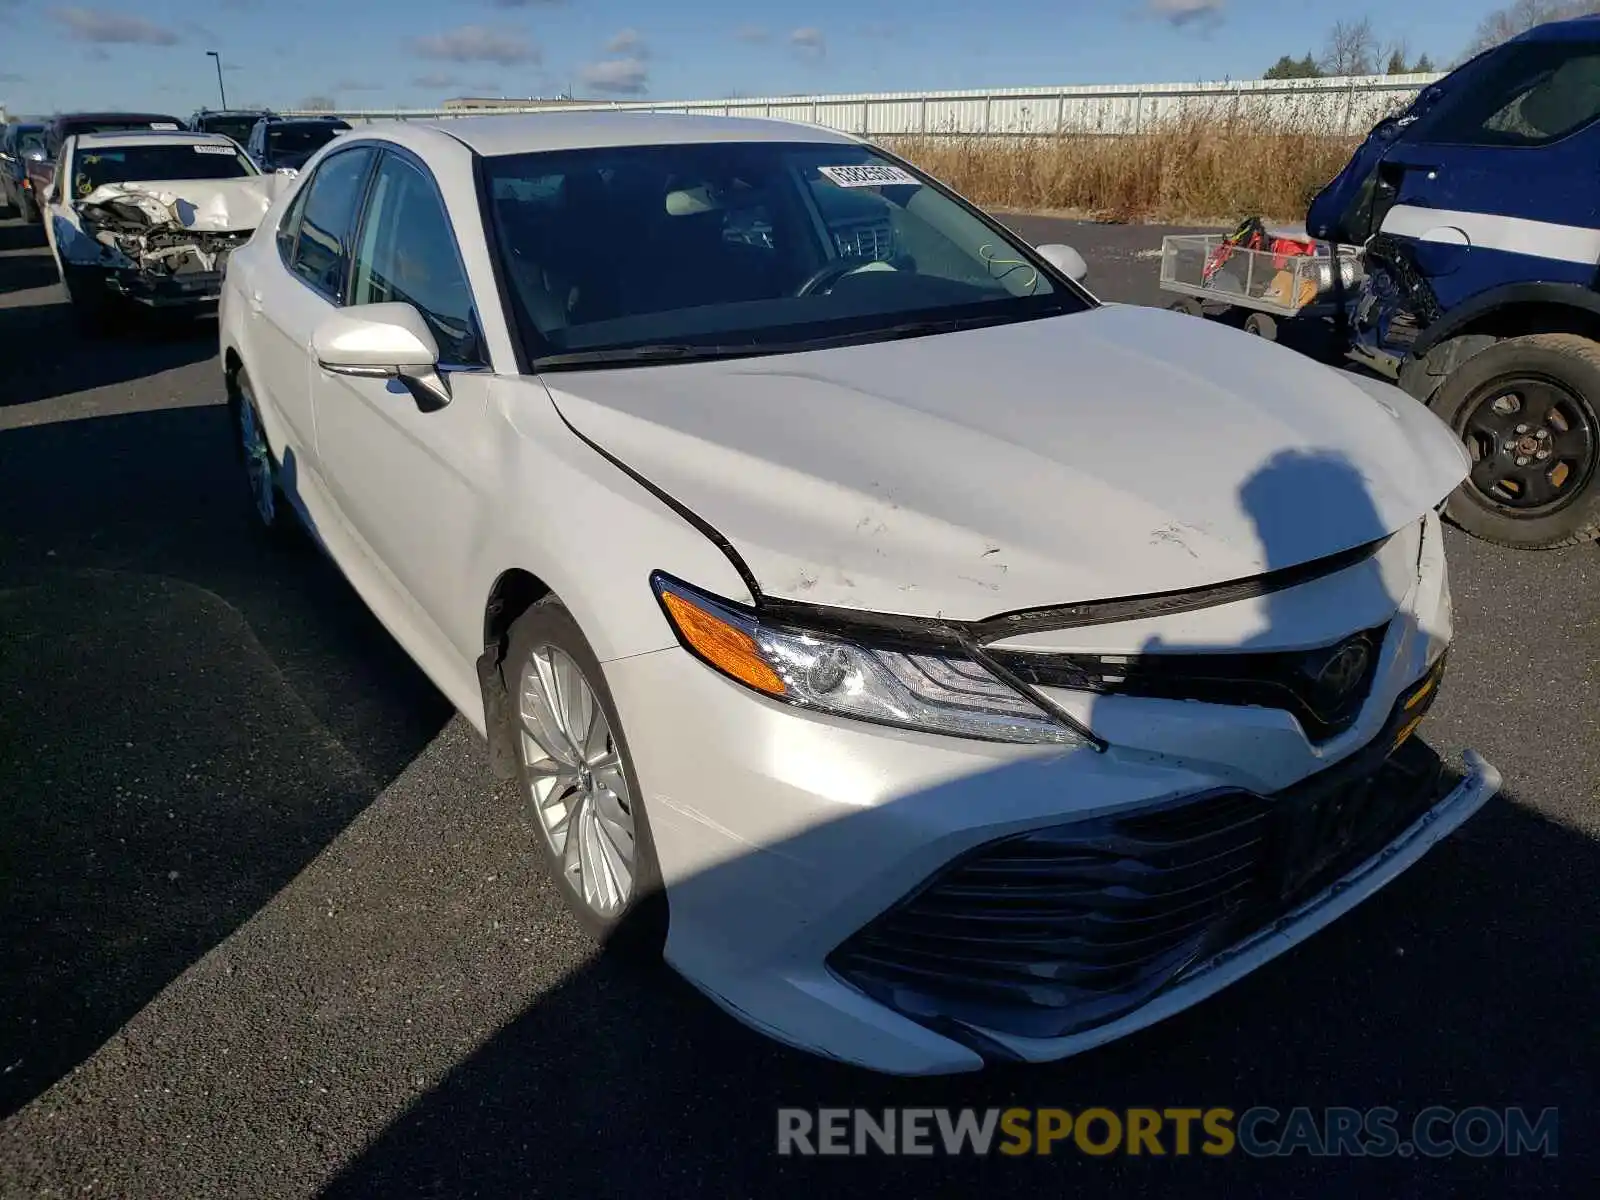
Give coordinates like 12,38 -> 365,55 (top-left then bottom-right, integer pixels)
51,112 -> 185,128
263,115 -> 348,124
1516,13 -> 1600,41
409,111 -> 860,157
71,130 -> 241,150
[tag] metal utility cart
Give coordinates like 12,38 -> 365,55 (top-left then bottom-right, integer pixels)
1158,232 -> 1363,342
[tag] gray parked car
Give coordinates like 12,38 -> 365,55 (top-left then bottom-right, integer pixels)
0,123 -> 46,221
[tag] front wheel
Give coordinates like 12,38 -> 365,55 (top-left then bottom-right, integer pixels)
1431,333 -> 1600,549
63,273 -> 117,337
231,369 -> 295,537
506,597 -> 666,950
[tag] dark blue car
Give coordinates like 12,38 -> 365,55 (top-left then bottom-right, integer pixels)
1310,16 -> 1600,549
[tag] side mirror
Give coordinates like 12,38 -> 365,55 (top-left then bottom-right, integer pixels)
1035,243 -> 1089,283
312,303 -> 450,411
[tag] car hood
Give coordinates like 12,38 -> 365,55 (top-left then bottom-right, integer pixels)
75,177 -> 274,233
544,305 -> 1470,621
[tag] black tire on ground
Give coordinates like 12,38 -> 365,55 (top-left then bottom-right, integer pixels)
503,596 -> 667,953
63,273 -> 117,337
1243,312 -> 1278,340
229,368 -> 298,539
19,189 -> 40,223
1167,297 -> 1204,317
1430,333 -> 1600,549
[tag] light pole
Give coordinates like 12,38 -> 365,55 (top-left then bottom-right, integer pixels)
206,50 -> 228,110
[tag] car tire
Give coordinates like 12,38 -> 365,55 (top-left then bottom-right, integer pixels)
1243,312 -> 1278,340
229,368 -> 296,538
63,272 -> 117,337
19,190 -> 40,223
1431,333 -> 1600,549
504,596 -> 667,953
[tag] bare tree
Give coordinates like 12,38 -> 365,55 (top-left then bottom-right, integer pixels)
1322,18 -> 1379,77
1467,0 -> 1600,56
299,94 -> 336,112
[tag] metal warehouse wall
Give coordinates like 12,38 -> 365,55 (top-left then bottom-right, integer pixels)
288,74 -> 1442,137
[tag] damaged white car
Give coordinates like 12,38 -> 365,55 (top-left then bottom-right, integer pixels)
222,116 -> 1502,1075
44,129 -> 276,332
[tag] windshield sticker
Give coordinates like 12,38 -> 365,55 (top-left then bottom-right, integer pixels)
150,122 -> 180,130
817,164 -> 919,189
193,144 -> 236,154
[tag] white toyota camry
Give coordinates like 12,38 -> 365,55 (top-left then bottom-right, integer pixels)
219,112 -> 1501,1075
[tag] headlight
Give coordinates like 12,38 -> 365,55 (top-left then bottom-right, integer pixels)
651,573 -> 1085,746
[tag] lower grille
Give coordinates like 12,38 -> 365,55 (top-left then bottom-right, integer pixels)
829,663 -> 1449,1044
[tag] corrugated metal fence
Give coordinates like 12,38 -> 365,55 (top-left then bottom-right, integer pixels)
286,74 -> 1441,137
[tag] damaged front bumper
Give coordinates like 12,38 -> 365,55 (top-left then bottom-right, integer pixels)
64,262 -> 227,308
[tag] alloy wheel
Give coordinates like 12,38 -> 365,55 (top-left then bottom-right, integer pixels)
237,387 -> 276,526
517,647 -> 637,918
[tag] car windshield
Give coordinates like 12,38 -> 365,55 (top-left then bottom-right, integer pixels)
16,129 -> 46,155
72,143 -> 257,195
268,124 -> 348,167
483,141 -> 1090,364
200,116 -> 260,145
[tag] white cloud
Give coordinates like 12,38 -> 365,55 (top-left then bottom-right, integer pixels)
52,7 -> 181,44
413,72 -> 459,89
410,25 -> 539,66
606,28 -> 649,57
1146,0 -> 1226,26
734,25 -> 769,45
789,27 -> 826,59
581,57 -> 649,95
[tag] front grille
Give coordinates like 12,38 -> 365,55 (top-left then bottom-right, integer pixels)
988,622 -> 1389,743
829,663 -> 1449,1046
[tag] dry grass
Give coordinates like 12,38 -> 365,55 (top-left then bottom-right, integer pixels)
886,111 -> 1364,226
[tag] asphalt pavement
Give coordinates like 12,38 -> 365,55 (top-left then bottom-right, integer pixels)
1,211 -> 1596,1198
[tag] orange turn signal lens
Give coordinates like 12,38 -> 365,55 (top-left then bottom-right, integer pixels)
660,590 -> 787,697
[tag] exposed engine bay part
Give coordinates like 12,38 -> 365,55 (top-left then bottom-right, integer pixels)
66,178 -> 272,277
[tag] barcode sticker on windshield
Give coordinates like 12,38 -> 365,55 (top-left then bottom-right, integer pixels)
150,122 -> 180,130
193,144 -> 236,154
817,164 -> 918,188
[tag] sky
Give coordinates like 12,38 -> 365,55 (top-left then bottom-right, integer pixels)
0,0 -> 1525,118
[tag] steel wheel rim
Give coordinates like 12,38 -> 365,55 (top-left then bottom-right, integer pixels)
237,388 -> 276,526
517,646 -> 636,918
1457,373 -> 1598,515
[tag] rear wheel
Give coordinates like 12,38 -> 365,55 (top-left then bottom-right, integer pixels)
506,597 -> 666,950
1431,333 -> 1600,549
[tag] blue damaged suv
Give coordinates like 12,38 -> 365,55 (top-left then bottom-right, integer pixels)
1310,15 -> 1600,549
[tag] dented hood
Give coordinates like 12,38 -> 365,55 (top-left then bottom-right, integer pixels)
545,305 -> 1470,620
76,176 -> 275,232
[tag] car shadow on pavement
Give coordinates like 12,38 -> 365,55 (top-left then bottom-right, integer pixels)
309,788 -> 1593,1199
0,275 -> 216,410
0,403 -> 455,1118
320,450 -> 1595,1198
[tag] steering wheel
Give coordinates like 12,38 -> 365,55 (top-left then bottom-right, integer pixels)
793,258 -> 865,297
